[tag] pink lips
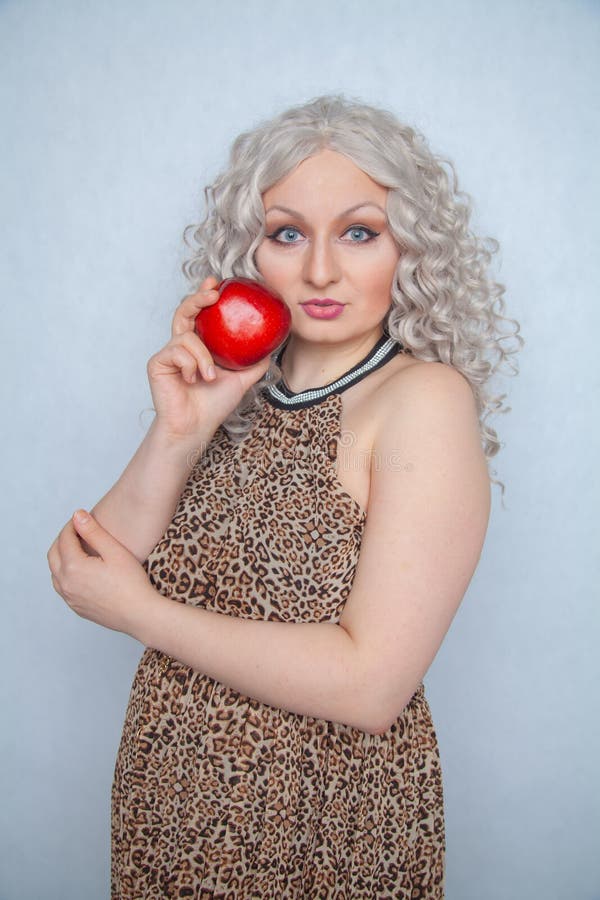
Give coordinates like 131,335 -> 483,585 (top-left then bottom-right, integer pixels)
300,299 -> 346,320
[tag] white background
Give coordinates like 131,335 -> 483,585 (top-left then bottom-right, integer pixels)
1,1 -> 598,897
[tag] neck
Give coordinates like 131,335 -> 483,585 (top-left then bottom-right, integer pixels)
279,328 -> 385,393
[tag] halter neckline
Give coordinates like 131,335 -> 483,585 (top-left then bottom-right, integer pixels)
263,333 -> 402,410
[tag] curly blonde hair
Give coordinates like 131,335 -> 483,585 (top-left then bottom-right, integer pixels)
182,94 -> 523,499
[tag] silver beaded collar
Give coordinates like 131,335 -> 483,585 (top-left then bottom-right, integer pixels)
264,335 -> 402,410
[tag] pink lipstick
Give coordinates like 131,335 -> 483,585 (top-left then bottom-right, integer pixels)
300,299 -> 346,320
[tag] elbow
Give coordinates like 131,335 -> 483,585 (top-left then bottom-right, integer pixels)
338,684 -> 393,736
357,717 -> 395,737
363,713 -> 396,737
357,686 -> 415,736
339,630 -> 413,735
353,696 -> 397,737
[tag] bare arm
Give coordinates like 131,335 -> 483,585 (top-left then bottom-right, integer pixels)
70,277 -> 270,561
87,417 -> 214,563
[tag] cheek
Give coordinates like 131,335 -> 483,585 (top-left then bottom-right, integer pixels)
255,244 -> 280,278
255,249 -> 294,287
362,254 -> 398,299
377,251 -> 400,291
254,243 -> 267,274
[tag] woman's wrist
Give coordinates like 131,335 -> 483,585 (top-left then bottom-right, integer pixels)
147,414 -> 218,462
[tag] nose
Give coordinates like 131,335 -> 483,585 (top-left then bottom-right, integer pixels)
302,235 -> 342,288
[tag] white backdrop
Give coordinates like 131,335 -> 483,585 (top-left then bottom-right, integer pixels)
1,1 -> 598,898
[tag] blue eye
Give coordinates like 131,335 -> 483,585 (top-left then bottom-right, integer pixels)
268,227 -> 302,244
345,226 -> 378,242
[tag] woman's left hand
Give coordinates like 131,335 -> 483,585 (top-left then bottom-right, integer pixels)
47,510 -> 158,637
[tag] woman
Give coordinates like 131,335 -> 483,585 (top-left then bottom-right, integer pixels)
47,95 -> 521,898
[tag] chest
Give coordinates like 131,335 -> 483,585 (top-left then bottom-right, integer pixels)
145,415 -> 366,622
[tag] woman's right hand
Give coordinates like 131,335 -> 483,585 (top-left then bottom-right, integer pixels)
146,277 -> 271,442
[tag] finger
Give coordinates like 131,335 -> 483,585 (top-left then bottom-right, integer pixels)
48,518 -> 80,573
176,331 -> 218,382
164,344 -> 201,384
57,516 -> 95,564
149,333 -> 217,383
69,510 -> 122,561
236,354 -> 272,390
172,290 -> 219,338
47,538 -> 61,575
172,281 -> 221,338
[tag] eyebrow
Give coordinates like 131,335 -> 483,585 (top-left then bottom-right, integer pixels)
264,202 -> 386,220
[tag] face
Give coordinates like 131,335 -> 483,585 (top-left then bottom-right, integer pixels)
254,149 -> 401,349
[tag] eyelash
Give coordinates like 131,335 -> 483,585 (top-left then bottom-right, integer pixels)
265,225 -> 381,246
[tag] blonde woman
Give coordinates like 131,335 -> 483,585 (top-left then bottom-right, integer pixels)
48,94 -> 522,898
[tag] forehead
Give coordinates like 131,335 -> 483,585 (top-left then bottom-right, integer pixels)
262,149 -> 387,208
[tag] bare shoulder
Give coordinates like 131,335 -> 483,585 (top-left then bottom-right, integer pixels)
352,356 -> 480,439
376,356 -> 476,404
368,357 -> 490,491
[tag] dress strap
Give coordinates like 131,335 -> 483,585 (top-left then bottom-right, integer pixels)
264,334 -> 403,410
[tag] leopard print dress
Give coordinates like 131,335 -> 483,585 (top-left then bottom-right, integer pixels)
111,336 -> 445,899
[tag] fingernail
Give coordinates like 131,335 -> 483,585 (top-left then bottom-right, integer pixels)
207,365 -> 216,380
74,509 -> 90,524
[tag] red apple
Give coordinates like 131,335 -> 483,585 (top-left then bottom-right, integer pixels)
194,277 -> 291,371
